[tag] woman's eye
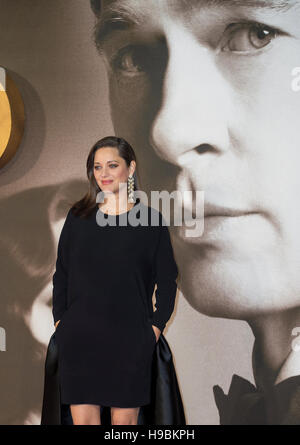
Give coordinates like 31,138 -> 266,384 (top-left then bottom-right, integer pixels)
222,22 -> 279,52
94,165 -> 118,169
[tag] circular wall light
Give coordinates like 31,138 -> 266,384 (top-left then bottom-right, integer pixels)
0,67 -> 25,169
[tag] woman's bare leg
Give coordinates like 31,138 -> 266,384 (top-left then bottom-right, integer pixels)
110,406 -> 140,425
70,404 -> 101,425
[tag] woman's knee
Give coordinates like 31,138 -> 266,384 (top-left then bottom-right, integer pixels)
110,406 -> 140,425
70,404 -> 101,425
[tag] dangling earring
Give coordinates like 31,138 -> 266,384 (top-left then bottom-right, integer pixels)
127,174 -> 135,203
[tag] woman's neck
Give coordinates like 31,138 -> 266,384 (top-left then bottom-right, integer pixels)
98,191 -> 133,215
249,307 -> 300,391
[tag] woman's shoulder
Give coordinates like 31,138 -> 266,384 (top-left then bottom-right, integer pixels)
66,206 -> 76,222
68,204 -> 97,221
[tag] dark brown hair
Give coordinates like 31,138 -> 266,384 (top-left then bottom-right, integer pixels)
71,136 -> 139,218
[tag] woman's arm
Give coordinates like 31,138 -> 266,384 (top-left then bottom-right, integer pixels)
152,214 -> 179,334
52,208 -> 73,326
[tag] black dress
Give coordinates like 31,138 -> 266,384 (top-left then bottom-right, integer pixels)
52,198 -> 178,408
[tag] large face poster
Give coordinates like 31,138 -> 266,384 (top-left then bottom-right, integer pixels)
1,0 -> 300,425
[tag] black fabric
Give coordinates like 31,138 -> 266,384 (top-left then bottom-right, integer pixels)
41,331 -> 186,425
52,200 -> 178,407
213,373 -> 300,425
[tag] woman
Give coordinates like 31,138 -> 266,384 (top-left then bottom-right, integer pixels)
52,136 -> 179,425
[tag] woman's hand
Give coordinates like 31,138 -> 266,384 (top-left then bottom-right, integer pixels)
55,320 -> 61,329
152,325 -> 161,343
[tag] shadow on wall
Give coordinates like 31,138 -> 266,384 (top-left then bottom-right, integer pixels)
0,179 -> 86,424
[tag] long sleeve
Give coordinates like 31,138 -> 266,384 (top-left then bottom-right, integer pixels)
52,208 -> 72,325
152,215 -> 178,333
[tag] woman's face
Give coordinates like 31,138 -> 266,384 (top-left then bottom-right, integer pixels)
97,0 -> 300,320
93,146 -> 134,196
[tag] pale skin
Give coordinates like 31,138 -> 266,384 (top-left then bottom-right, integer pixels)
55,146 -> 160,425
96,0 -> 300,394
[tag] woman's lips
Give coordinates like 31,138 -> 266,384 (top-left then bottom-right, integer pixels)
101,180 -> 113,184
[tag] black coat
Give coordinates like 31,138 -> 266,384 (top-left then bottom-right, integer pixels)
41,331 -> 186,425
